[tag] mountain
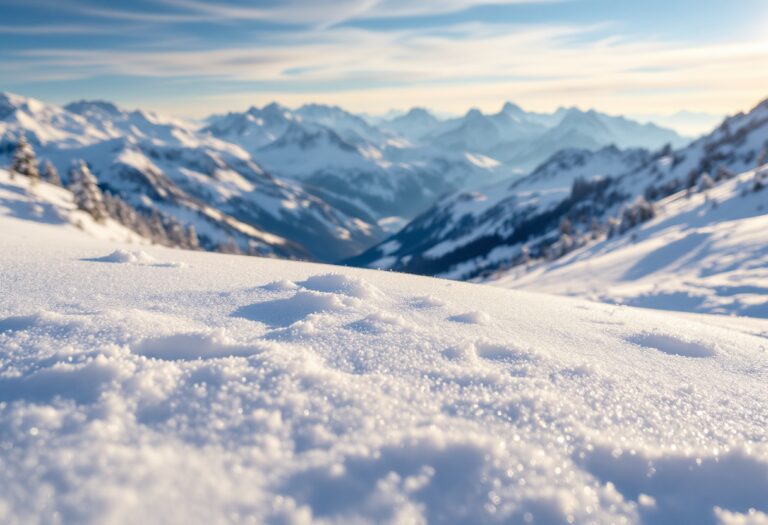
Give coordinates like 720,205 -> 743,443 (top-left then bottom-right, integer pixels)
0,94 -> 383,261
379,107 -> 441,142
206,103 -> 507,220
499,164 -> 768,317
2,188 -> 767,525
390,103 -> 687,172
349,96 -> 768,286
348,145 -> 651,276
295,103 -> 390,145
201,102 -> 297,151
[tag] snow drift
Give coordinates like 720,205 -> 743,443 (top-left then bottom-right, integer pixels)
1,185 -> 767,525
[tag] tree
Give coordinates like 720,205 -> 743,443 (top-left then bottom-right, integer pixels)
186,225 -> 200,250
69,160 -> 108,222
698,173 -> 715,191
10,134 -> 40,183
42,160 -> 62,186
715,166 -> 735,182
217,238 -> 241,255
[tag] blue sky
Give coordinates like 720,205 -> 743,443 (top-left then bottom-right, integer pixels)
1,0 -> 767,128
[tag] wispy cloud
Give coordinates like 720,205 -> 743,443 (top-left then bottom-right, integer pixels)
2,0 -> 766,118
69,0 -> 569,27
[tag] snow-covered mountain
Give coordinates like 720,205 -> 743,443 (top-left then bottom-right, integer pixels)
378,107 -> 441,142
350,96 -> 768,299
0,91 -> 703,265
383,102 -> 687,172
499,165 -> 768,317
349,144 -> 652,277
2,193 -> 768,525
0,94 -> 383,261
205,103 -> 508,220
202,102 -> 297,151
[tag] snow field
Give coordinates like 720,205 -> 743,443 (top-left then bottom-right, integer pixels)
1,216 -> 768,524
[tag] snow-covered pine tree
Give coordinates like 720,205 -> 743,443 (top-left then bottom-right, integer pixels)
186,225 -> 200,250
698,173 -> 715,191
69,160 -> 108,223
42,160 -> 62,186
148,211 -> 170,245
217,238 -> 241,255
10,135 -> 40,183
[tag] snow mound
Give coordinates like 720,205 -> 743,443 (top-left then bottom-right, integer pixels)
299,273 -> 383,299
91,249 -> 157,264
234,290 -> 351,327
628,332 -> 717,358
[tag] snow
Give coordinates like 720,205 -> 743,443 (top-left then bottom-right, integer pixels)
500,167 -> 768,318
2,191 -> 768,525
91,249 -> 157,264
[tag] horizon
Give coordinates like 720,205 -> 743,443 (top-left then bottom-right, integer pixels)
2,1 -> 768,135
4,87 -> 752,137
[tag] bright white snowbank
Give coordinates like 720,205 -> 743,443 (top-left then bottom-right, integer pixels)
1,204 -> 768,525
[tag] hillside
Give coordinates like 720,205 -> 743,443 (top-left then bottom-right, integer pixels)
1,94 -> 382,261
353,97 -> 768,295
496,166 -> 768,318
2,190 -> 768,524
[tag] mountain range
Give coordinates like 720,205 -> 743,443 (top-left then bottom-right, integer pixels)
351,97 -> 768,303
1,91 -> 690,263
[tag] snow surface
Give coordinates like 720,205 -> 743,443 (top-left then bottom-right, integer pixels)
500,167 -> 768,318
2,189 -> 768,525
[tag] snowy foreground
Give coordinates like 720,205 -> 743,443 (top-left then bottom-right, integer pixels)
2,206 -> 768,524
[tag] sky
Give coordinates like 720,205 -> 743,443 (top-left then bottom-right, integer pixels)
1,0 -> 768,133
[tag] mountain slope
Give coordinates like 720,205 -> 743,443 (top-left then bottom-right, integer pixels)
497,165 -> 768,317
351,97 -> 768,289
205,103 -> 507,220
1,199 -> 767,524
1,94 -> 382,261
349,145 -> 652,277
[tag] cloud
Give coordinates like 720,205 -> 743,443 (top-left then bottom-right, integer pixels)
56,0 -> 568,27
4,1 -> 766,118
0,24 -> 125,35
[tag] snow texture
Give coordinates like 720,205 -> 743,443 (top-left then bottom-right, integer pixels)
1,194 -> 768,525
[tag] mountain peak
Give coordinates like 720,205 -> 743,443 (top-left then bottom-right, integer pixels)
465,108 -> 484,119
65,99 -> 122,117
262,101 -> 288,114
405,107 -> 432,118
501,101 -> 524,114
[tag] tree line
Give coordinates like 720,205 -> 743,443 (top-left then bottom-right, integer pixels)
7,134 -> 201,250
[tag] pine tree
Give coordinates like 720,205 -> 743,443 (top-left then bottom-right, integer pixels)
148,211 -> 170,245
217,238 -> 241,255
69,160 -> 108,222
10,135 -> 40,183
698,173 -> 715,191
42,160 -> 62,186
186,224 -> 200,250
